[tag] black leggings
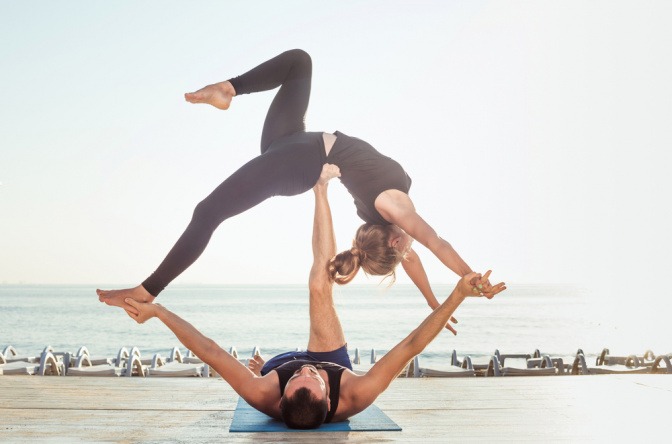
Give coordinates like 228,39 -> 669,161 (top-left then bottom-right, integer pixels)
142,49 -> 324,296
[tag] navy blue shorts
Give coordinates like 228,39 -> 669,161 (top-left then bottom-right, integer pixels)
260,344 -> 353,376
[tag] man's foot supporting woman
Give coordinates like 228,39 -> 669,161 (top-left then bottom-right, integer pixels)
247,354 -> 266,377
184,80 -> 236,110
97,285 -> 154,315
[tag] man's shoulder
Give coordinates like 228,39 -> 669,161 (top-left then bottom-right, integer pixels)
256,370 -> 280,392
333,370 -> 371,422
338,369 -> 365,398
244,372 -> 282,419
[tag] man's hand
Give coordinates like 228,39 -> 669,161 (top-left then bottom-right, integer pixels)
316,163 -> 340,186
465,270 -> 506,299
125,298 -> 160,324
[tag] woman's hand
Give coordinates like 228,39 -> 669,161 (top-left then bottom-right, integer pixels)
467,270 -> 506,299
316,163 -> 341,186
125,298 -> 160,324
445,316 -> 459,335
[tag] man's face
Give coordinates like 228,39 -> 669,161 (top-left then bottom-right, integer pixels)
284,364 -> 328,402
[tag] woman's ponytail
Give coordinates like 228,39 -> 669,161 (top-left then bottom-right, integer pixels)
328,249 -> 362,285
328,224 -> 405,285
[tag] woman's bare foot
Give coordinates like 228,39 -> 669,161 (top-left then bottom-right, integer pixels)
247,354 -> 266,377
97,285 -> 154,314
184,81 -> 236,110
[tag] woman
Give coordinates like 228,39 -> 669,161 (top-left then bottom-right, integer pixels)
98,49 -> 496,316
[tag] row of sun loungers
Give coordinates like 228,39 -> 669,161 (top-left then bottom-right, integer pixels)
0,346 -> 62,376
2,345 -> 671,377
0,345 -> 212,377
401,348 -> 672,377
0,344 -> 285,378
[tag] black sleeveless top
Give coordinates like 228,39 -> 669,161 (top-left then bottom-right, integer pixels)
326,131 -> 412,225
273,359 -> 347,423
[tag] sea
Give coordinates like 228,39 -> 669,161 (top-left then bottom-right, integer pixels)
0,284 -> 667,368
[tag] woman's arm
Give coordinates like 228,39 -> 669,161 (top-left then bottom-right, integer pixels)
402,248 -> 458,334
402,248 -> 441,309
376,190 -> 473,278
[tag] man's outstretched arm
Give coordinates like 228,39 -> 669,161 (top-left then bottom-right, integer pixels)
124,300 -> 275,413
345,271 -> 505,412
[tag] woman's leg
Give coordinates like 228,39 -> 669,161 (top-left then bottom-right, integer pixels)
140,152 -> 296,296
98,137 -> 322,307
98,50 -> 315,307
251,49 -> 312,153
187,49 -> 313,153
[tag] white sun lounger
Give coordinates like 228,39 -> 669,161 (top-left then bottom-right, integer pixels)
487,350 -> 557,376
67,352 -> 145,377
527,349 -> 571,374
351,348 -> 413,377
62,346 -> 146,373
409,351 -> 476,378
0,350 -> 62,376
596,348 -> 657,367
1,345 -> 47,364
651,355 -> 672,374
65,346 -> 126,367
146,347 -> 210,377
148,360 -> 207,377
571,351 -> 649,375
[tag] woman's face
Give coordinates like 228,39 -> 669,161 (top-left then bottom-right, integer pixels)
388,225 -> 413,255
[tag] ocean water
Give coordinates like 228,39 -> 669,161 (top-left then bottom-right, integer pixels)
0,284 -> 666,368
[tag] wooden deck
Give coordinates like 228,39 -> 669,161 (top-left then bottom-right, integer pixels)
1,375 -> 669,442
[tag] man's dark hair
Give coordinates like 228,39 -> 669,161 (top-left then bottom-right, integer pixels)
280,387 -> 328,429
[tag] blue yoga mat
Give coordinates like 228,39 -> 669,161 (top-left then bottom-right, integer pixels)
229,397 -> 402,432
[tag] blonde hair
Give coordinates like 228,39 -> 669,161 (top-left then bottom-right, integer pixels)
328,224 -> 405,285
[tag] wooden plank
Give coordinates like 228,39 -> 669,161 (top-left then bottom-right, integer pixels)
0,376 -> 237,410
0,375 -> 670,442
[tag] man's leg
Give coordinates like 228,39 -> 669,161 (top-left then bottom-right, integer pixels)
304,178 -> 347,358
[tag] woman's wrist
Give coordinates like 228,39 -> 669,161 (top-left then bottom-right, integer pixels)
154,303 -> 166,320
460,267 -> 474,277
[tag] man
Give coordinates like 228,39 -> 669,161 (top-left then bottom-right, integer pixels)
125,164 -> 505,429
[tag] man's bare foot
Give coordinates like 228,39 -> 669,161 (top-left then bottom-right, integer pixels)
184,81 -> 236,110
247,354 -> 266,377
97,285 -> 154,315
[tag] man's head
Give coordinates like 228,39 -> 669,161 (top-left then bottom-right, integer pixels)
280,364 -> 331,429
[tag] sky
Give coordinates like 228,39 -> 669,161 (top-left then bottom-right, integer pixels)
1,0 -> 671,315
